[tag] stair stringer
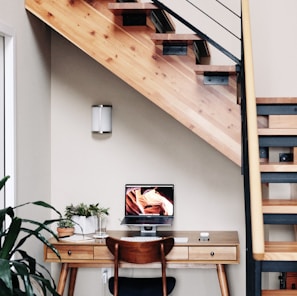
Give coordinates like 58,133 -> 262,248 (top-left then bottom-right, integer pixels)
25,0 -> 241,165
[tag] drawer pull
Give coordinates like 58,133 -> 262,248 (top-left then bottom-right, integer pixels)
210,251 -> 215,257
67,250 -> 72,256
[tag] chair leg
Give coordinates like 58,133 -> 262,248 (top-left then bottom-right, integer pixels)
162,264 -> 167,295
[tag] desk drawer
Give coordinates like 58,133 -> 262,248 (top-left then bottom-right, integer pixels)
94,246 -> 114,260
166,247 -> 188,260
189,246 -> 237,261
47,245 -> 94,260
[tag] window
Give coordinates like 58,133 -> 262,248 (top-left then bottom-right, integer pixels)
0,22 -> 15,210
0,35 -> 4,209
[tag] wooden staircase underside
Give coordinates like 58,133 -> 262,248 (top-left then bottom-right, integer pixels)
25,0 -> 241,165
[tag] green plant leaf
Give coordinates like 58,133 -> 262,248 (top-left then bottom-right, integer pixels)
0,207 -> 15,236
0,280 -> 13,296
10,256 -> 60,295
12,218 -> 60,252
30,270 -> 60,296
14,201 -> 62,218
32,201 -> 62,217
12,261 -> 33,296
0,176 -> 9,191
16,250 -> 36,274
32,260 -> 58,293
0,207 -> 14,219
0,207 -> 15,251
0,217 -> 22,259
21,218 -> 59,238
17,228 -> 61,260
0,259 -> 13,294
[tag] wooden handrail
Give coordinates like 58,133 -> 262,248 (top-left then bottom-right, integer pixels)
242,0 -> 265,258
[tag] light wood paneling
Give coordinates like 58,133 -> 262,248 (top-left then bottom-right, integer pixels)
269,115 -> 297,128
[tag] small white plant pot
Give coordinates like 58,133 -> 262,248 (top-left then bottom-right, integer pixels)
72,215 -> 97,234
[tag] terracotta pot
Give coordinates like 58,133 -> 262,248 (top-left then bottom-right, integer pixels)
57,227 -> 74,238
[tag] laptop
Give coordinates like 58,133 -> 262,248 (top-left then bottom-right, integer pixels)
121,184 -> 174,226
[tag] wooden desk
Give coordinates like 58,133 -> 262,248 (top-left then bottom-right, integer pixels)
44,230 -> 239,296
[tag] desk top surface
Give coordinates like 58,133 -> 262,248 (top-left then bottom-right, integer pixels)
50,230 -> 239,246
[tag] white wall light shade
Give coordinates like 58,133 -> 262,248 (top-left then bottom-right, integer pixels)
92,105 -> 112,133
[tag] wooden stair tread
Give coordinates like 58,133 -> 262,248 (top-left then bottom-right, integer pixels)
260,163 -> 297,172
262,290 -> 297,295
258,128 -> 297,135
265,241 -> 297,253
257,97 -> 297,104
194,65 -> 238,75
259,241 -> 297,261
150,33 -> 203,43
108,2 -> 158,15
262,199 -> 297,214
151,33 -> 210,59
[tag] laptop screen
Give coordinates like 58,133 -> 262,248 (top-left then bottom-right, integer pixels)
125,184 -> 174,217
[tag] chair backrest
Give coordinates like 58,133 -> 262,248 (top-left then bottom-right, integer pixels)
106,237 -> 175,296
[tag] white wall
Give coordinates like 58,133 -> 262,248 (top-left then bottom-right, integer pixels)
250,0 -> 297,96
51,32 -> 245,296
0,2 -> 51,265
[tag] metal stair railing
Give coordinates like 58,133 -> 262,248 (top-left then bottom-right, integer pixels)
151,0 -> 241,66
241,0 -> 264,258
241,0 -> 265,294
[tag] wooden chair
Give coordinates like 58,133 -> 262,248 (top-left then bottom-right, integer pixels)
106,237 -> 176,296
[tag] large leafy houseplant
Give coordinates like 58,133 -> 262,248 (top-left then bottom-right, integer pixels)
0,176 -> 62,296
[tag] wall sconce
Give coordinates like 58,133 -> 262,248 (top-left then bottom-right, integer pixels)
92,105 -> 112,133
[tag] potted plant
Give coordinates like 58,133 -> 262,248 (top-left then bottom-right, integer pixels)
56,219 -> 75,237
65,203 -> 109,234
0,175 -> 63,295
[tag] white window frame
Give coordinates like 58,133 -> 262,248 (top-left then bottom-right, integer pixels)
0,21 -> 16,210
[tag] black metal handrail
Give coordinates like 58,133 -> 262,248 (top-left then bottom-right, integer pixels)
216,0 -> 241,18
186,0 -> 241,41
151,0 -> 241,66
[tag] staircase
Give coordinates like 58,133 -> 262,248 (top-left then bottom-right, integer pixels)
242,0 -> 297,294
25,0 -> 241,165
244,96 -> 297,295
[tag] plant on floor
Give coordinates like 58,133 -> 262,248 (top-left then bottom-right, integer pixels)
0,175 -> 62,296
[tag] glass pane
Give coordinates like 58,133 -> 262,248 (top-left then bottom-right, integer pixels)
0,36 -> 4,209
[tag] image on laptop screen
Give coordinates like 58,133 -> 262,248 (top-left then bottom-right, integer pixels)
121,184 -> 174,226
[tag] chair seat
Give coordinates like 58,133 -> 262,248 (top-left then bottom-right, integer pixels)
108,276 -> 176,296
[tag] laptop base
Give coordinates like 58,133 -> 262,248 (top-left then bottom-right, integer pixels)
140,225 -> 157,236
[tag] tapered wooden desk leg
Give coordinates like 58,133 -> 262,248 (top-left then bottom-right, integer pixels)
57,263 -> 70,296
68,268 -> 78,296
216,264 -> 229,296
